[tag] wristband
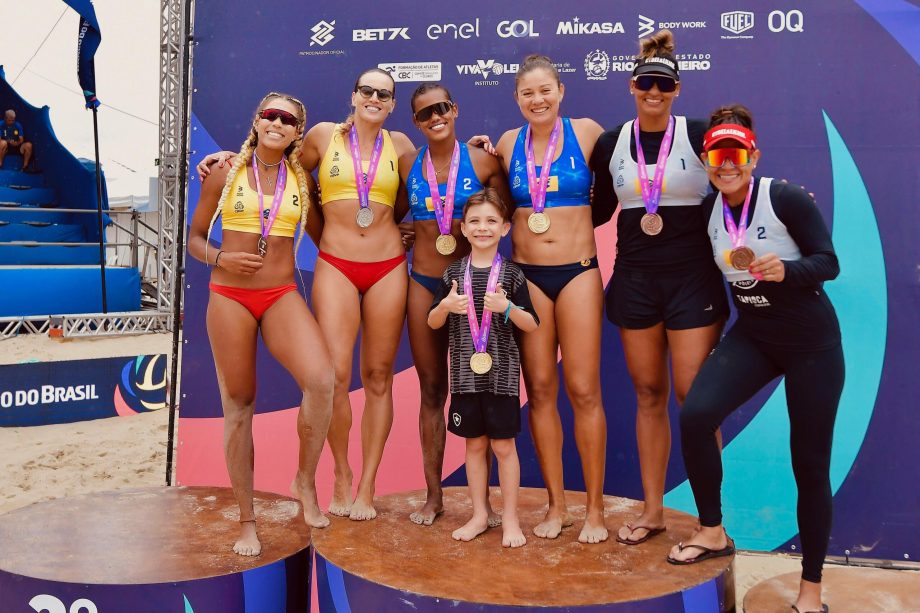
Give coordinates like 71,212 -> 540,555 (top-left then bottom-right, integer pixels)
503,302 -> 523,323
215,250 -> 224,268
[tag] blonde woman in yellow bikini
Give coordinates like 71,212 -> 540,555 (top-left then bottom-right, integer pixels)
188,92 -> 333,556
300,68 -> 416,521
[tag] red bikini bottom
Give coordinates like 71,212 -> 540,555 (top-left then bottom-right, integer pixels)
208,282 -> 298,321
317,251 -> 406,294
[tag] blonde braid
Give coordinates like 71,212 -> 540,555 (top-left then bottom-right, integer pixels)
289,147 -> 312,259
205,134 -> 255,266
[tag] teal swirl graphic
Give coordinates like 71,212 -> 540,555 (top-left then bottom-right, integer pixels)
665,112 -> 887,550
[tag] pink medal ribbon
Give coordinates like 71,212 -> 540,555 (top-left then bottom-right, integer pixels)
634,115 -> 675,217
524,118 -> 561,213
251,155 -> 288,256
424,140 -> 461,237
348,124 -> 384,225
465,253 -> 503,357
722,177 -> 757,270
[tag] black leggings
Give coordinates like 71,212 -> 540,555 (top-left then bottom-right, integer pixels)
680,325 -> 844,583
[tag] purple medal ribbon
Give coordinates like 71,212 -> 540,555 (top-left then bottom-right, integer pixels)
251,155 -> 288,249
348,124 -> 384,211
464,253 -> 503,355
722,177 -> 756,248
634,115 -> 674,216
524,118 -> 561,212
424,140 -> 461,236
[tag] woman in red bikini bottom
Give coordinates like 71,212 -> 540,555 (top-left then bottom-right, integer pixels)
187,92 -> 333,556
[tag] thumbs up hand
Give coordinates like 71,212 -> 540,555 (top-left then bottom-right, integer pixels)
441,279 -> 470,314
484,282 -> 509,314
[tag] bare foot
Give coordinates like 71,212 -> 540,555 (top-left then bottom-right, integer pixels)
328,470 -> 353,517
409,494 -> 443,526
233,520 -> 262,556
349,497 -> 377,521
578,518 -> 609,544
532,508 -> 573,539
485,493 -> 502,527
452,514 -> 489,542
502,520 -> 527,548
290,474 -> 330,529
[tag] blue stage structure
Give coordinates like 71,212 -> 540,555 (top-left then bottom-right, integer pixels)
0,66 -> 139,316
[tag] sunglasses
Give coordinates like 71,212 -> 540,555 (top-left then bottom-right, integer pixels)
414,101 -> 454,122
259,108 -> 299,127
355,85 -> 394,102
633,75 -> 678,93
705,148 -> 753,168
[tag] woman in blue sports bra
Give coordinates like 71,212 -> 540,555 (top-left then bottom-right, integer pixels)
494,54 -> 608,545
397,83 -> 512,526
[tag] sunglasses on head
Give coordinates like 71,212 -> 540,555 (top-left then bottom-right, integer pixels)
355,84 -> 394,102
633,74 -> 678,93
414,101 -> 454,122
259,108 -> 299,127
705,148 -> 753,168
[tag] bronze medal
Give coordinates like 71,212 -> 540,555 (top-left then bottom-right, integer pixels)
729,246 -> 756,270
470,352 -> 493,374
257,236 -> 268,257
527,212 -> 551,234
435,234 -> 457,255
356,207 -> 375,228
640,213 -> 663,236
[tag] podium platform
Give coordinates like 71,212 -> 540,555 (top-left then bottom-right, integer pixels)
743,566 -> 920,612
0,486 -> 312,612
312,487 -> 735,612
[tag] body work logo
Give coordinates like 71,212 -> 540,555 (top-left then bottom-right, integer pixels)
310,20 -> 335,46
639,15 -> 707,38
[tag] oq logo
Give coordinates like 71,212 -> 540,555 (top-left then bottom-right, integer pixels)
310,20 -> 335,47
769,10 -> 804,32
497,20 -> 539,38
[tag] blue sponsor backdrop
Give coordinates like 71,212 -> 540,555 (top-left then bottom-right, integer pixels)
0,354 -> 166,426
179,0 -> 920,560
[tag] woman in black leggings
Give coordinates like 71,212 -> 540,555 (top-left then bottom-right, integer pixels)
667,105 -> 843,613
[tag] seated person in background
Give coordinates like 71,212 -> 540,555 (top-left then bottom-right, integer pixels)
0,110 -> 33,171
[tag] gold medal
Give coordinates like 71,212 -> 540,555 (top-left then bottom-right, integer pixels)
470,352 -> 493,374
257,236 -> 268,257
729,246 -> 756,270
640,213 -> 663,236
527,212 -> 551,234
435,234 -> 457,255
356,207 -> 375,228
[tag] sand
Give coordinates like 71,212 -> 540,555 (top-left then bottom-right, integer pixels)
0,332 -> 873,609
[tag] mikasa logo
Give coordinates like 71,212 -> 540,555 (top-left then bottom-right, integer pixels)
556,17 -> 624,35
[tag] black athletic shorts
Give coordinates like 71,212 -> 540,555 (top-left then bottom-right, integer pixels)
448,392 -> 521,439
606,264 -> 729,330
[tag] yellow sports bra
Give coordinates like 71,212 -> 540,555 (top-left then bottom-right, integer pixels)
221,161 -> 303,237
318,125 -> 399,207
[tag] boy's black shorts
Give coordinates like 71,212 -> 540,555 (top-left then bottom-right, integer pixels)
448,392 -> 521,439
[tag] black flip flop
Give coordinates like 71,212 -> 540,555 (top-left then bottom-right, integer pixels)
666,538 -> 735,565
791,605 -> 829,613
616,524 -> 666,545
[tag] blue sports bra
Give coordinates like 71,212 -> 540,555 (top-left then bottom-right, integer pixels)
509,117 -> 591,208
407,143 -> 484,222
